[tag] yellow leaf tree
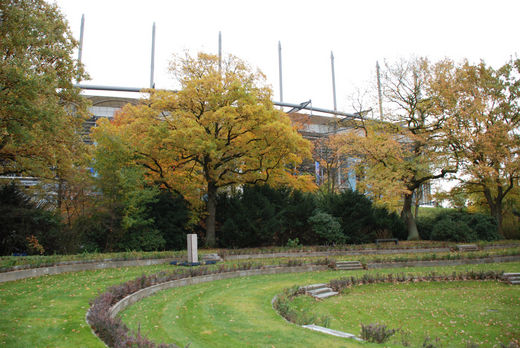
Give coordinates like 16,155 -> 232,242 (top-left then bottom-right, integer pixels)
439,59 -> 520,235
340,58 -> 458,240
98,53 -> 314,247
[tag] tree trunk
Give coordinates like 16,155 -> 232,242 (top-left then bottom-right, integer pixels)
205,181 -> 217,247
489,199 -> 504,236
483,187 -> 504,237
402,193 -> 420,240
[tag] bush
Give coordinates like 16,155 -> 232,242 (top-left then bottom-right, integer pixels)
72,208 -> 124,252
360,323 -> 397,343
418,210 -> 499,242
0,184 -> 64,255
146,190 -> 191,250
317,190 -> 406,244
216,185 -> 316,248
308,210 -> 345,245
430,218 -> 476,242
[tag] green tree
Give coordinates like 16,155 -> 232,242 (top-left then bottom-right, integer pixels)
0,0 -> 89,178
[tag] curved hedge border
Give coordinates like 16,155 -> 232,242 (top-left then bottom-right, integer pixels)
86,260 -> 331,347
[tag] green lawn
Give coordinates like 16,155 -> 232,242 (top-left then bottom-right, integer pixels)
0,264 -> 172,347
290,281 -> 519,347
120,263 -> 520,347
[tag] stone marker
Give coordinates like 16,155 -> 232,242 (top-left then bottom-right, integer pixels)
187,234 -> 198,263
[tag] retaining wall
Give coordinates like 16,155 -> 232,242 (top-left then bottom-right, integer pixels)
0,258 -> 174,283
366,255 -> 520,269
222,247 -> 451,260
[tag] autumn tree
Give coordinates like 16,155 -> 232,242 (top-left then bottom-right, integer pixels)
96,53 -> 314,247
439,59 -> 520,235
0,0 -> 89,179
341,58 -> 457,240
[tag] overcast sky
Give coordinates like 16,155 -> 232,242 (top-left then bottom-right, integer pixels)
54,0 -> 519,113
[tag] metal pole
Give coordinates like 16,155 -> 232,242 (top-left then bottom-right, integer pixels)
78,14 -> 85,63
330,51 -> 337,113
376,61 -> 383,120
218,31 -> 222,72
150,22 -> 156,89
278,41 -> 283,103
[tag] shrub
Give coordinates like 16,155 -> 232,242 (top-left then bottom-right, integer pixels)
360,323 -> 397,343
430,218 -> 476,242
0,183 -> 64,255
72,208 -> 124,253
318,190 -> 406,244
147,190 -> 191,250
308,210 -> 345,245
418,210 -> 499,242
216,185 -> 316,248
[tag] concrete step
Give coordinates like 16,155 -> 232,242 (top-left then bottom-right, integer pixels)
301,283 -> 327,291
336,261 -> 362,265
314,291 -> 339,299
456,244 -> 479,251
503,273 -> 520,277
510,280 -> 520,285
335,261 -> 363,270
308,287 -> 333,296
336,265 -> 363,268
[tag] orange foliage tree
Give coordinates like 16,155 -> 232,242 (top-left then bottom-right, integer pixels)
94,53 -> 315,247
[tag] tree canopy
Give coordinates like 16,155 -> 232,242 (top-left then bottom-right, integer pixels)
340,58 -> 458,240
0,0 -> 89,178
438,59 -> 520,234
93,53 -> 315,246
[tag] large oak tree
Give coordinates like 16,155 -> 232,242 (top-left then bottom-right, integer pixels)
439,59 -> 520,234
95,53 -> 314,247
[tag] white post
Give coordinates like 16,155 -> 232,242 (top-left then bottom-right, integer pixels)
187,234 -> 198,263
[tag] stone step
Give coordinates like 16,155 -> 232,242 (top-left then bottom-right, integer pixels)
335,261 -> 362,270
456,244 -> 479,251
510,280 -> 520,285
314,291 -> 339,299
503,273 -> 520,277
308,287 -> 333,296
336,266 -> 363,270
336,265 -> 363,268
507,276 -> 520,280
336,261 -> 362,265
301,283 -> 327,291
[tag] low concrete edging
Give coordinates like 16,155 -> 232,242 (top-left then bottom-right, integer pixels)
0,258 -> 174,283
108,265 -> 329,319
366,255 -> 520,269
222,248 -> 451,260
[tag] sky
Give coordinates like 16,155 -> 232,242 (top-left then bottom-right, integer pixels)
54,0 -> 520,114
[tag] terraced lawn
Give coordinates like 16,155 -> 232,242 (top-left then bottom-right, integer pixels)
120,263 -> 520,347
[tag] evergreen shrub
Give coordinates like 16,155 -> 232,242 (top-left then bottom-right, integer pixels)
0,184 -> 63,255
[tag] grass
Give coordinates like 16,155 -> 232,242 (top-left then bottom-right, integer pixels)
119,263 -> 520,347
289,281 -> 519,347
0,264 -> 173,347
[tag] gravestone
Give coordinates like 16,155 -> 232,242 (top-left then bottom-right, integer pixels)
187,234 -> 198,263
